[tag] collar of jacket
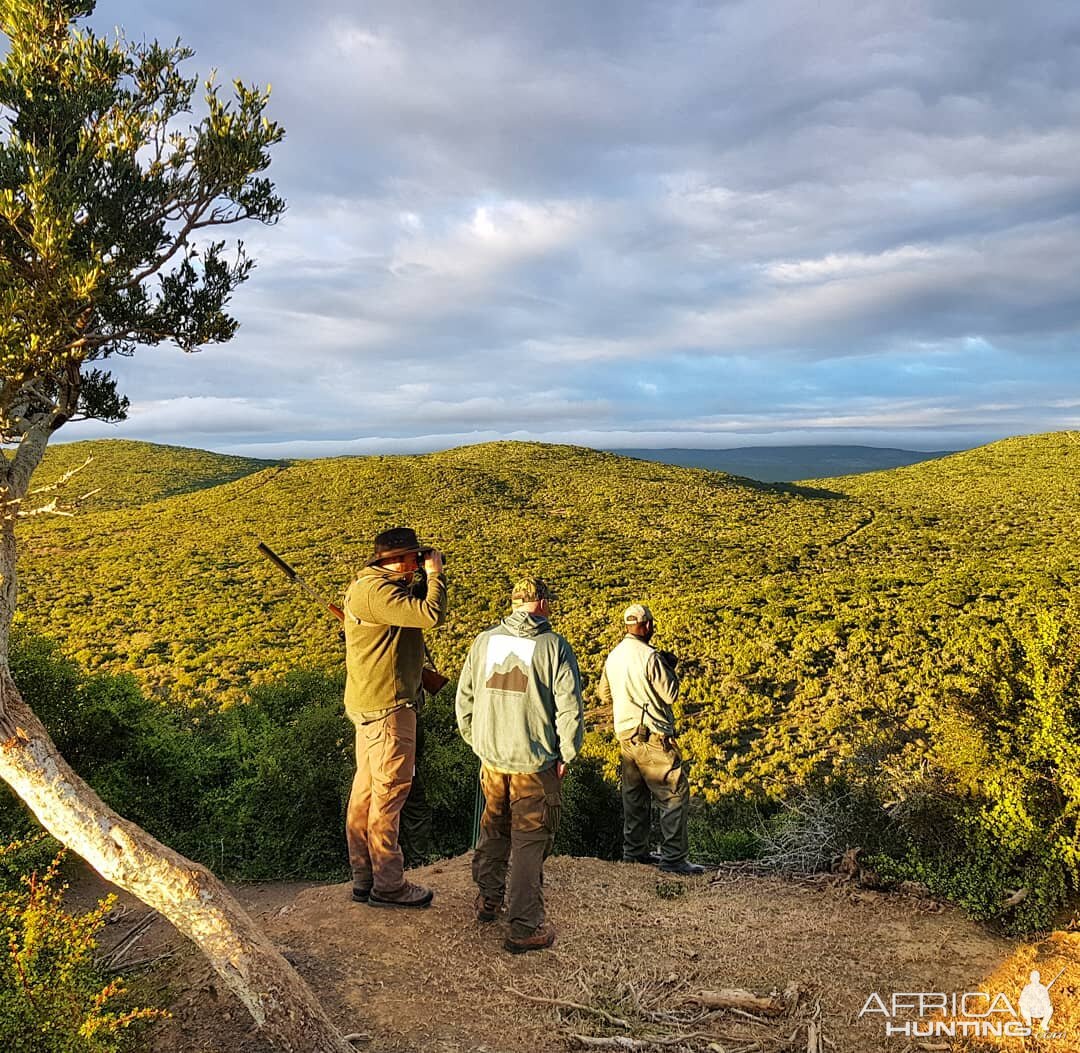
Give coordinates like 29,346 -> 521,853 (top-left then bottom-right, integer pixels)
359,563 -> 413,585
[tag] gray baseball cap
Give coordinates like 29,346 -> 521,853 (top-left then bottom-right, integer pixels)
623,603 -> 653,625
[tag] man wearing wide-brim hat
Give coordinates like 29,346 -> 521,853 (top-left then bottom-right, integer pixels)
343,527 -> 447,908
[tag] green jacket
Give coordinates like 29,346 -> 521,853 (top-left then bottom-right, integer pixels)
343,566 -> 448,722
456,609 -> 584,773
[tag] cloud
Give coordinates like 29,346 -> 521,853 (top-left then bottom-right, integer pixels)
68,0 -> 1080,452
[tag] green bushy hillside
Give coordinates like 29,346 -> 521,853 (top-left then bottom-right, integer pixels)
26,439 -> 280,512
9,431 -> 1080,930
15,433 -> 1080,804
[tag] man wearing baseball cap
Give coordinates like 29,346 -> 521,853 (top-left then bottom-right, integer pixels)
456,577 -> 584,953
598,604 -> 706,875
343,527 -> 447,908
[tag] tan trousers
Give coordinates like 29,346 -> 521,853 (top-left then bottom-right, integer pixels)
473,764 -> 561,937
346,706 -> 416,894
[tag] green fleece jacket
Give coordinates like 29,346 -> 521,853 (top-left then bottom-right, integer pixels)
455,609 -> 584,773
343,565 -> 447,722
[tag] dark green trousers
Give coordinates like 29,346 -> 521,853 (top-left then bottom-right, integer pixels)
620,736 -> 689,865
399,714 -> 436,866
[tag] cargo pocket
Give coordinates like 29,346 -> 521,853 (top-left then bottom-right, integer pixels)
540,766 -> 562,857
542,790 -> 561,858
659,739 -> 684,787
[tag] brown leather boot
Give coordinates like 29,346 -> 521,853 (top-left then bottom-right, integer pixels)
368,881 -> 434,908
503,924 -> 556,954
474,893 -> 503,922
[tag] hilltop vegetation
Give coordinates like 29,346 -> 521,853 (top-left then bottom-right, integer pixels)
29,439 -> 280,512
9,432 -> 1080,930
16,435 -> 1079,787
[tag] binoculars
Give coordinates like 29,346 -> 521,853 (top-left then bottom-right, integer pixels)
418,548 -> 448,565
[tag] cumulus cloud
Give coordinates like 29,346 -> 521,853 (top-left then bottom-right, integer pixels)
64,0 -> 1080,454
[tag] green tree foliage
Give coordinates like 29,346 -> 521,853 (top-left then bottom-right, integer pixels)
0,0 -> 284,448
0,9 -> 367,1053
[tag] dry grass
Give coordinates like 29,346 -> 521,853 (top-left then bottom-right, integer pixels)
76,854 -> 1080,1053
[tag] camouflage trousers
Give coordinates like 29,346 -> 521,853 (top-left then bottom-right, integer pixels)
620,735 -> 689,865
473,764 -> 561,938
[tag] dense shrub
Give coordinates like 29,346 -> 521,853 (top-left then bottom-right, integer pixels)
6,597 -> 1079,934
556,750 -> 623,859
0,843 -> 165,1052
417,689 -> 480,856
689,797 -> 767,864
867,605 -> 1080,932
1,634 -> 355,880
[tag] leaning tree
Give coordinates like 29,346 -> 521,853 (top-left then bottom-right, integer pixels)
0,2 -> 354,1050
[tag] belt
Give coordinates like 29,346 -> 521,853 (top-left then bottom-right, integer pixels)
357,700 -> 417,725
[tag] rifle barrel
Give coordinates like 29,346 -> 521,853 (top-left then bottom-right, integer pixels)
258,541 -> 344,623
257,542 -> 298,580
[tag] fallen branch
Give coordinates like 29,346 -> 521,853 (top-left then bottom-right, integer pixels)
568,1033 -> 733,1050
100,909 -> 160,970
568,1038 -> 654,1050
805,1000 -> 823,1053
1002,887 -> 1028,908
510,987 -> 633,1031
105,951 -> 175,974
683,989 -> 786,1017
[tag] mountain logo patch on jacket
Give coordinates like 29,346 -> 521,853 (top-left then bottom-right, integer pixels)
484,636 -> 536,693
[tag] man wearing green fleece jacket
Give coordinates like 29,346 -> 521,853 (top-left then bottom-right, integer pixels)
456,577 -> 583,953
344,527 -> 447,909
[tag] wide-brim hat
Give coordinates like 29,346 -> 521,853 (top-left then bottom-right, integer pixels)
366,526 -> 424,566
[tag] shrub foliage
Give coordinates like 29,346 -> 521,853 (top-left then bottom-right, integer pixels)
0,842 -> 166,1052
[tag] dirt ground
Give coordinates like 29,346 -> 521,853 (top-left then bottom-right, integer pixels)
77,854 -> 1080,1053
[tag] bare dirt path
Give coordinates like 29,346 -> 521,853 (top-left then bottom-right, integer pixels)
75,853 -> 1080,1052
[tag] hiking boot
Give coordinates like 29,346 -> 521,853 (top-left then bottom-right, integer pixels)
503,924 -> 556,954
622,852 -> 662,865
658,860 -> 708,876
475,893 -> 503,923
368,881 -> 434,908
351,885 -> 372,903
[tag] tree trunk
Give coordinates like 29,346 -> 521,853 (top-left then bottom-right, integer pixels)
0,523 -> 353,1053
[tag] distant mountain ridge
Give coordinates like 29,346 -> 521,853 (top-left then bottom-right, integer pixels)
608,444 -> 956,481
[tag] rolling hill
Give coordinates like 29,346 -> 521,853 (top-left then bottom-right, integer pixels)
14,432 -> 1080,802
32,439 -> 281,511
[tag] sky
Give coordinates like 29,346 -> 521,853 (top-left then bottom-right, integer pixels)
57,0 -> 1080,456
